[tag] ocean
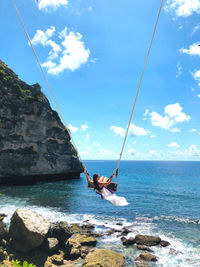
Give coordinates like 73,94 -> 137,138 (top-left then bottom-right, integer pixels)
1,160 -> 200,266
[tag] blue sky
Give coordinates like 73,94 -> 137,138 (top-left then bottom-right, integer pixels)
1,0 -> 200,160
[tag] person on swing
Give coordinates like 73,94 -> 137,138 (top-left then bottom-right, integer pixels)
86,169 -> 117,190
85,169 -> 129,206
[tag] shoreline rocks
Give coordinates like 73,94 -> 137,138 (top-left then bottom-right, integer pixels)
0,208 -> 174,267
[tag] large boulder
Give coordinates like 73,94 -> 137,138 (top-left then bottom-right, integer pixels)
83,249 -> 125,267
9,208 -> 50,253
50,221 -> 73,243
135,235 -> 161,246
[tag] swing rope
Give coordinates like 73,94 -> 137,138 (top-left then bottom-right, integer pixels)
11,0 -> 88,175
115,0 -> 164,183
11,0 -> 164,186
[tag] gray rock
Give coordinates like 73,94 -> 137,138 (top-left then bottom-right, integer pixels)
160,240 -> 170,247
135,252 -> 158,262
50,221 -> 73,243
135,235 -> 161,246
0,60 -> 83,185
137,245 -> 154,252
9,208 -> 50,253
121,237 -> 135,246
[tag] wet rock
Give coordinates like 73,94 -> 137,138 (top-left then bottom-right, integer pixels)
50,221 -> 73,243
83,248 -> 125,267
120,227 -> 132,236
160,240 -> 170,247
134,262 -> 150,267
137,245 -> 154,252
81,224 -> 95,230
9,208 -> 50,253
135,235 -> 161,246
134,263 -> 150,267
169,248 -> 183,256
135,252 -> 158,262
121,237 -> 135,246
116,222 -> 123,226
107,228 -> 121,236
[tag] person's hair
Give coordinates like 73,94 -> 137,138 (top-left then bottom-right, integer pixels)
93,173 -> 101,191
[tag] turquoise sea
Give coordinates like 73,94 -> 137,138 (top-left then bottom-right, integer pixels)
1,160 -> 200,266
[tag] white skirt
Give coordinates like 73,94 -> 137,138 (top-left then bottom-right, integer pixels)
98,187 -> 129,206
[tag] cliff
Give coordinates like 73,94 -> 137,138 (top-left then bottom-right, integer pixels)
0,60 -> 83,185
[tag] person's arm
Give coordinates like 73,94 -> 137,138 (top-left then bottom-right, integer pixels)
85,171 -> 94,187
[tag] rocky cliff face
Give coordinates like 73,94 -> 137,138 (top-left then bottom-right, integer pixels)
0,60 -> 83,185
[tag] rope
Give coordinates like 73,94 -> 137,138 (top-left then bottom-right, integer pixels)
115,0 -> 164,182
11,0 -> 88,175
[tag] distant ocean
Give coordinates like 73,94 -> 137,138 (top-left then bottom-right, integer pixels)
1,160 -> 200,266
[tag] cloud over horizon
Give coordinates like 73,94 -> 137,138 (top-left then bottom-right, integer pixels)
150,103 -> 190,132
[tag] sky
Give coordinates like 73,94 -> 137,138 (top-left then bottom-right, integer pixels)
1,0 -> 200,161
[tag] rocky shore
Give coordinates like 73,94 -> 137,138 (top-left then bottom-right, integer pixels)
0,60 -> 83,185
0,208 -> 174,267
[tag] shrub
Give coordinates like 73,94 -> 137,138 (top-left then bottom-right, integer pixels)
12,260 -> 37,267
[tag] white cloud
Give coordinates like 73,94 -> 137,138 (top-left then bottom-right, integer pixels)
129,124 -> 149,137
150,134 -> 156,138
110,124 -> 149,137
93,142 -> 101,147
69,123 -> 78,133
176,63 -> 182,78
150,103 -> 190,131
192,70 -> 200,86
170,128 -> 181,133
178,25 -> 183,30
180,43 -> 200,56
165,0 -> 200,17
143,109 -> 149,120
31,27 -> 90,74
37,0 -> 68,11
190,128 -> 197,132
149,150 -> 164,159
169,144 -> 200,158
198,94 -> 200,98
168,142 -> 180,148
85,134 -> 90,142
81,124 -> 89,131
128,148 -> 136,156
192,23 -> 200,34
144,109 -> 149,117
110,126 -> 125,137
